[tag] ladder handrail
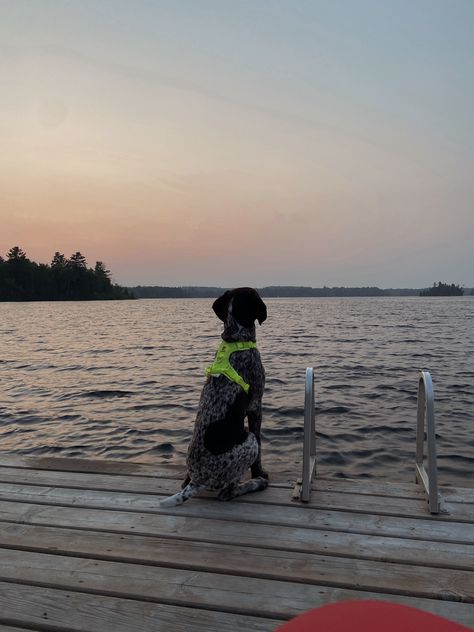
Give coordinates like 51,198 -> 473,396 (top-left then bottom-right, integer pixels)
300,367 -> 316,502
415,370 -> 440,514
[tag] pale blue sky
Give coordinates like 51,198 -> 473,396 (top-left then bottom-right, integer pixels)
1,1 -> 473,286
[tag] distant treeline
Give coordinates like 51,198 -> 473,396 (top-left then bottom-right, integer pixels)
3,249 -> 469,301
131,286 -> 225,299
130,285 -> 395,298
129,284 -> 474,299
419,282 -> 464,297
0,247 -> 132,301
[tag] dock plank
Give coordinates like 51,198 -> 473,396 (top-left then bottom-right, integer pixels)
0,581 -> 279,632
0,515 -> 472,571
0,454 -> 472,501
0,628 -> 41,632
244,486 -> 474,521
1,455 -> 472,502
0,491 -> 472,545
0,535 -> 472,603
0,465 -> 425,498
0,478 -> 472,533
0,466 -> 471,521
0,454 -> 186,479
0,548 -> 472,619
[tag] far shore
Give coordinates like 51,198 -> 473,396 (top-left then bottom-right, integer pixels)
127,285 -> 474,299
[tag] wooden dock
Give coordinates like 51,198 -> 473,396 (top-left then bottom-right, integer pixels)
0,454 -> 471,631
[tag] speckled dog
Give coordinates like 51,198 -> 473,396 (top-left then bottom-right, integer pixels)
160,287 -> 268,507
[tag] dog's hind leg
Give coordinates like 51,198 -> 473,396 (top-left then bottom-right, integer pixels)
160,481 -> 206,508
217,476 -> 268,501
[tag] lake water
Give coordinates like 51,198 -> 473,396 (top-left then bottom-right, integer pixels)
0,297 -> 473,487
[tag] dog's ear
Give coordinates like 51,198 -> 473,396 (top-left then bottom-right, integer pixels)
254,293 -> 267,325
232,288 -> 267,328
212,290 -> 232,322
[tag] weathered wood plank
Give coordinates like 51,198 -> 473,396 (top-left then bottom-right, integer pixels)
0,547 -> 472,609
0,581 -> 280,632
0,465 -> 424,499
309,478 -> 474,504
0,527 -> 472,604
0,464 -> 468,508
0,627 -> 41,632
319,480 -> 474,505
0,517 -> 472,571
0,453 -> 185,479
0,469 -> 430,510
0,469 -> 471,522
0,454 -> 285,484
0,494 -> 472,545
286,478 -> 428,498
1,454 -> 472,503
245,487 -> 474,522
159,497 -> 474,540
0,478 -> 472,530
442,486 -> 474,504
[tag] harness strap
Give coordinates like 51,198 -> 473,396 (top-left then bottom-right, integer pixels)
205,341 -> 257,394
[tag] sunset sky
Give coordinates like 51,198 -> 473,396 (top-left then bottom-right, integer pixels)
1,1 -> 473,287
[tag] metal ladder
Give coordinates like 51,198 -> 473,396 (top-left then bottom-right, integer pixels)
295,368 -> 441,513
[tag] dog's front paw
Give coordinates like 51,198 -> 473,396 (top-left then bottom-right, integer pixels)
254,476 -> 269,491
217,485 -> 236,502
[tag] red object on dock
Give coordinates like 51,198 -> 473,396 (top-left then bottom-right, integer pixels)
275,600 -> 471,632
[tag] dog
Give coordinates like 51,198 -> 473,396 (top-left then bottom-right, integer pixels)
160,287 -> 268,507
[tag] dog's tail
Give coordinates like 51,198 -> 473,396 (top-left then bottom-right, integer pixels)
160,481 -> 206,508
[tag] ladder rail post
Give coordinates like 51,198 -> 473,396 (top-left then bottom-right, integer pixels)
415,377 -> 426,468
301,367 -> 316,502
415,370 -> 440,514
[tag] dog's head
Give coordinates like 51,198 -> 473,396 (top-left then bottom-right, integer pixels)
212,287 -> 267,329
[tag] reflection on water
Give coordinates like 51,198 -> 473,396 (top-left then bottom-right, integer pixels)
0,297 -> 473,486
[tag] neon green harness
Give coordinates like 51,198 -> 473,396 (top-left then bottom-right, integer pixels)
206,340 -> 257,394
